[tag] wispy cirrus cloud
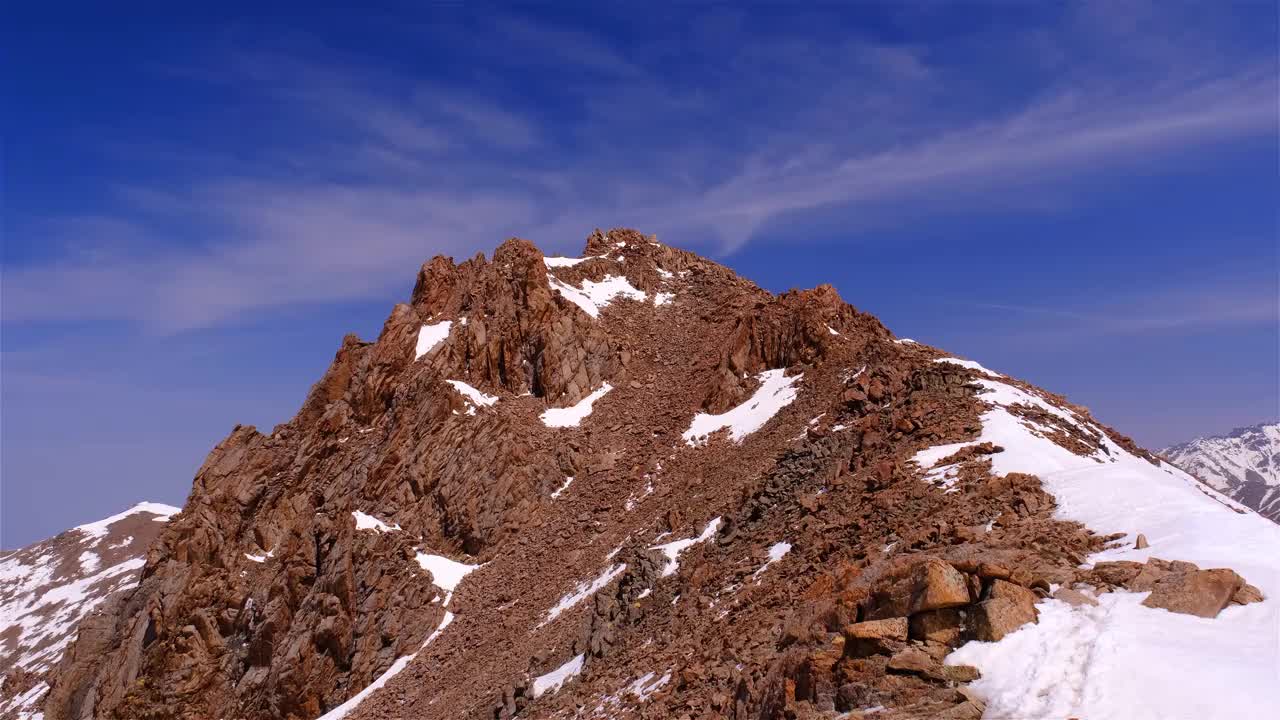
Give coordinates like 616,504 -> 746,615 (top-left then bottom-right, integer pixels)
681,68 -> 1276,249
4,6 -> 1274,331
969,269 -> 1279,342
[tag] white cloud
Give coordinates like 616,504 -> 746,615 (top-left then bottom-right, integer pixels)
3,12 -> 1273,329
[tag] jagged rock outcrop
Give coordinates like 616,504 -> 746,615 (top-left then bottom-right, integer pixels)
35,229 -> 1269,720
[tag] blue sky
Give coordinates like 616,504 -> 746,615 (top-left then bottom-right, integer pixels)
3,1 -> 1277,546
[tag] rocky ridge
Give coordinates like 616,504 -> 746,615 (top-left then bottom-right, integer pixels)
1,502 -> 178,719
1162,421 -> 1280,523
32,229 -> 1271,720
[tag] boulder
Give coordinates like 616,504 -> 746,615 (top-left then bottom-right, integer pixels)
886,647 -> 939,676
942,664 -> 981,682
909,608 -> 967,646
936,699 -> 985,719
1127,561 -> 1171,592
863,558 -> 972,620
987,579 -> 1037,605
1052,587 -> 1098,607
970,594 -> 1038,642
976,562 -> 1012,580
1134,534 -> 1149,549
835,683 -> 878,713
845,617 -> 908,642
1232,583 -> 1264,606
1089,560 -> 1143,587
844,618 -> 907,657
1141,569 -> 1245,618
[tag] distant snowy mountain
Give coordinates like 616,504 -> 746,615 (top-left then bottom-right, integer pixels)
1163,422 -> 1280,524
0,502 -> 179,719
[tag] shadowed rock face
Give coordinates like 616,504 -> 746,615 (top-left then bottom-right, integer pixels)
34,229 -> 1260,720
1,502 -> 178,719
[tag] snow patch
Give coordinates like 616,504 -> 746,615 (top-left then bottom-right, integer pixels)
542,563 -> 627,626
532,653 -> 585,698
77,550 -> 100,574
933,356 -> 1001,377
628,670 -> 672,700
0,551 -> 148,676
414,552 -> 481,605
683,370 -> 801,445
352,511 -> 400,533
651,517 -> 721,577
653,291 -> 674,305
543,255 -> 591,267
415,321 -> 452,360
445,380 -> 499,414
315,655 -> 415,720
73,501 -> 180,540
541,383 -> 612,428
547,274 -> 645,318
244,549 -> 274,563
752,542 -> 792,579
551,476 -> 574,499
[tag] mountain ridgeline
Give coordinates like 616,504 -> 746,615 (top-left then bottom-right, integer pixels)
15,229 -> 1275,720
1163,422 -> 1280,524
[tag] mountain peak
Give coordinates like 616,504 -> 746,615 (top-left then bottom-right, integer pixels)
23,232 -> 1280,720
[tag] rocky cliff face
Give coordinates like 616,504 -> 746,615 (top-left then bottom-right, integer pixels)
35,230 -> 1272,720
1163,422 -> 1280,524
1,502 -> 178,719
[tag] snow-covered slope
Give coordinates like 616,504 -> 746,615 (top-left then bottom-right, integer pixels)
1163,421 -> 1280,523
0,502 -> 179,718
921,370 -> 1280,719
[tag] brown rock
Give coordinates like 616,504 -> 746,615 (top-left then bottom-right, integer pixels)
1134,533 -> 1149,549
942,664 -> 981,682
835,683 -> 877,712
886,647 -> 939,676
1142,569 -> 1246,618
936,700 -> 985,719
909,608 -> 967,646
1053,587 -> 1099,607
810,634 -> 846,673
1232,583 -> 1264,606
1090,560 -> 1143,586
844,618 -> 908,657
1128,561 -> 1171,592
845,617 -> 908,642
863,558 -> 972,620
988,578 -> 1038,606
976,562 -> 1012,580
957,686 -> 987,711
970,594 -> 1039,642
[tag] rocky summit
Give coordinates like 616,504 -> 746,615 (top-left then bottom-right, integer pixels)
16,229 -> 1279,720
1162,421 -> 1280,524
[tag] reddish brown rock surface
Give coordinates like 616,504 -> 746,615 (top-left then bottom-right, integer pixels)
1142,568 -> 1246,618
28,230 -> 1262,720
